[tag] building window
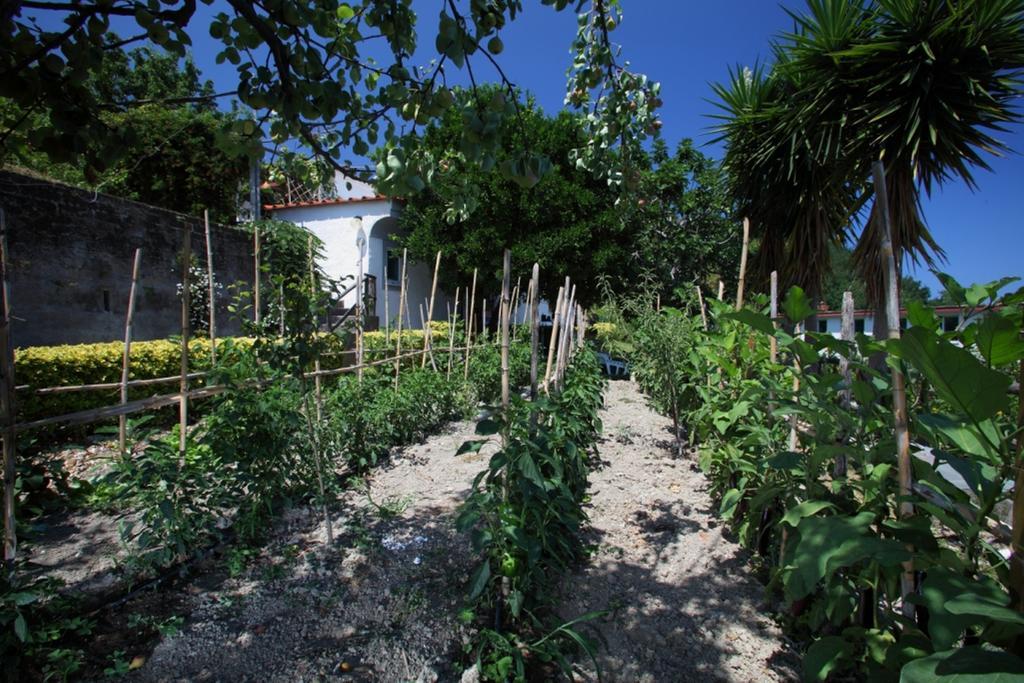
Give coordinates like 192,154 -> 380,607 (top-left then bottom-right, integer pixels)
817,319 -> 828,333
943,315 -> 958,332
855,318 -> 865,333
386,249 -> 401,283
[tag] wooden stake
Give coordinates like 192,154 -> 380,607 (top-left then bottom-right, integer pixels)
544,286 -> 565,392
1,210 -> 18,572
203,211 -> 217,364
383,264 -> 390,346
421,251 -> 441,368
788,322 -> 802,452
394,249 -> 407,391
769,271 -> 779,364
179,225 -> 191,462
873,160 -> 915,617
500,250 -> 511,412
696,285 -> 708,331
529,264 -> 540,401
356,238 -> 364,382
736,217 -> 750,310
717,280 -> 725,301
835,290 -> 855,479
464,268 -> 477,381
119,248 -> 142,455
253,221 -> 261,324
308,237 -> 323,421
447,287 -> 459,378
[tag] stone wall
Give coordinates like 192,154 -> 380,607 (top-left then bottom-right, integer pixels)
0,169 -> 256,347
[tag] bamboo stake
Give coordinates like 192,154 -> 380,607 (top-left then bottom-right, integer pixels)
529,264 -> 540,401
447,287 -> 460,378
203,211 -> 217,364
118,248 -> 142,455
383,266 -> 390,346
464,268 -> 477,381
394,249 -> 407,391
556,285 -> 576,388
543,286 -> 565,393
872,160 -> 915,618
500,250 -> 511,412
179,225 -> 191,462
696,285 -> 708,331
788,322 -> 802,452
253,222 -> 261,324
835,290 -> 855,479
421,251 -> 441,368
736,217 -> 750,310
717,280 -> 725,301
308,237 -> 323,422
510,276 -> 522,343
1011,319 -> 1024,612
480,297 -> 486,342
356,239 -> 364,382
769,271 -> 779,364
1,210 -> 17,572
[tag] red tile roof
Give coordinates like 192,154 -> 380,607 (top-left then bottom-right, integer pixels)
263,195 -> 391,211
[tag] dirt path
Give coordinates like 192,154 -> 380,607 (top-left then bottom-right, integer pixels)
563,379 -> 797,682
133,420 -> 491,682
126,380 -> 795,682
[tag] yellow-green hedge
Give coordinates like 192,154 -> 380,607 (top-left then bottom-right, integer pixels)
14,338 -> 254,425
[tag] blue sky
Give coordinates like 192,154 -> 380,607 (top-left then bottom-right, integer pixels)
33,1 -> 1024,295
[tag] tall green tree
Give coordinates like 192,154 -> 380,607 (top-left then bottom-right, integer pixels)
399,88 -> 738,306
0,0 -> 661,206
2,43 -> 248,222
711,0 -> 1024,321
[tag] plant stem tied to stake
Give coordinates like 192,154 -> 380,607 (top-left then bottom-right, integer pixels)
873,160 -> 915,619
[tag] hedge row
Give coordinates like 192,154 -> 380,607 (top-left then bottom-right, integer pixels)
13,335 -> 348,426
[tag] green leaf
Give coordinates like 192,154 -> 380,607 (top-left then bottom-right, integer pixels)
783,286 -> 815,324
780,500 -> 834,527
517,453 -> 544,488
336,4 -> 355,20
14,613 -> 27,641
915,413 -> 1001,460
975,313 -> 1024,367
803,636 -> 852,682
912,567 -> 1007,650
467,560 -> 491,601
900,646 -> 1024,682
456,439 -> 487,456
475,419 -> 500,436
891,327 -> 1011,424
719,488 -> 743,520
946,594 -> 1024,626
723,309 -> 775,335
786,512 -> 910,599
765,451 -> 803,471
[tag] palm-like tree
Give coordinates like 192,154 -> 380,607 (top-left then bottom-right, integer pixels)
711,0 -> 1024,319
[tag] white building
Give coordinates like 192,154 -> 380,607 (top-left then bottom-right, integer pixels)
265,173 -> 451,329
815,305 -> 975,337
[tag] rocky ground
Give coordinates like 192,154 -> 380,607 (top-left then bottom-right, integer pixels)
32,379 -> 796,681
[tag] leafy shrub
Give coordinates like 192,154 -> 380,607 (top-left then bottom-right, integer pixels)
621,277 -> 1024,681
322,368 -> 471,471
457,348 -> 606,680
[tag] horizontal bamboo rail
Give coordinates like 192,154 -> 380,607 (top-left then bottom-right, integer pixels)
13,342 -> 496,433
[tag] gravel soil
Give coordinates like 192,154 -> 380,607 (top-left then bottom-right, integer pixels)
562,379 -> 798,682
38,378 -> 795,681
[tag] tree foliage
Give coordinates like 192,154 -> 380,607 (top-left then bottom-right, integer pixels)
710,0 -> 1024,305
399,88 -> 738,307
821,243 -> 932,310
2,43 -> 248,222
0,0 -> 661,206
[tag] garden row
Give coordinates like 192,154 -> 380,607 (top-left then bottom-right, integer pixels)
2,327 -> 532,682
610,272 -> 1024,681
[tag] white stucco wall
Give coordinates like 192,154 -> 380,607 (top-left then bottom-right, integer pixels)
269,199 -> 450,328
